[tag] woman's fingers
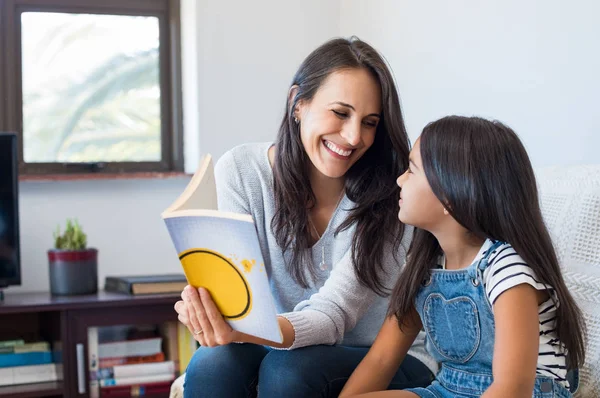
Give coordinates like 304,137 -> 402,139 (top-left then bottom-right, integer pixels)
181,287 -> 205,345
174,300 -> 188,324
184,285 -> 215,346
198,288 -> 234,345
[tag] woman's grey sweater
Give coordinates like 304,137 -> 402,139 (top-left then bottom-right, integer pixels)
214,142 -> 436,373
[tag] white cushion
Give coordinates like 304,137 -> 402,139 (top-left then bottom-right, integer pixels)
169,373 -> 185,398
537,165 -> 600,398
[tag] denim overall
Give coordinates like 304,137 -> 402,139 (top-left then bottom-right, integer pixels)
406,241 -> 575,398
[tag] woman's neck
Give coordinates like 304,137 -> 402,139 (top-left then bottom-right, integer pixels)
309,168 -> 345,208
269,145 -> 344,207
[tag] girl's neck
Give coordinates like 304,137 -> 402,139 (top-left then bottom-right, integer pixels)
435,229 -> 485,270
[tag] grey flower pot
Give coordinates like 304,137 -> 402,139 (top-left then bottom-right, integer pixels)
48,248 -> 98,295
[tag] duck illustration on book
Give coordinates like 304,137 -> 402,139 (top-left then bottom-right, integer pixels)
161,155 -> 282,343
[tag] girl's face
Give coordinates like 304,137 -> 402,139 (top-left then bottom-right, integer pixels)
296,68 -> 381,180
396,138 -> 446,229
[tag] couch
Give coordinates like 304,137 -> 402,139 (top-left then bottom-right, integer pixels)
170,165 -> 600,398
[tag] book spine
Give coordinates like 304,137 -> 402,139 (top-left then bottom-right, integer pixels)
160,321 -> 180,374
98,352 -> 165,368
0,339 -> 24,348
112,361 -> 175,379
99,381 -> 172,397
98,338 -> 162,359
0,352 -> 53,368
0,363 -> 60,386
13,341 -> 51,353
104,278 -> 132,294
98,373 -> 175,387
177,322 -> 198,374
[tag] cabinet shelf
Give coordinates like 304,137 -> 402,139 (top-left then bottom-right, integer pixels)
0,381 -> 63,398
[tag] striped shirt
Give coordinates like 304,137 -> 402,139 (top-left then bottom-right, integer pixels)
438,239 -> 568,387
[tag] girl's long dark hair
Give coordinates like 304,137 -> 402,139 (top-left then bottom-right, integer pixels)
389,116 -> 586,369
271,37 -> 409,294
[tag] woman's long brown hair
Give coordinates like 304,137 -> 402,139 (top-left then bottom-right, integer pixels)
271,37 -> 410,294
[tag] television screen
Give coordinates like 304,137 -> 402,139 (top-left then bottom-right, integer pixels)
0,133 -> 21,288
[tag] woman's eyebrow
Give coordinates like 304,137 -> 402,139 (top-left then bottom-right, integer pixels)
328,101 -> 381,118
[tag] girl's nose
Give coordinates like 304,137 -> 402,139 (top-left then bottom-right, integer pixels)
397,171 -> 407,187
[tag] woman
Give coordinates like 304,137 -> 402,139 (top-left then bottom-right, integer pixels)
175,36 -> 436,398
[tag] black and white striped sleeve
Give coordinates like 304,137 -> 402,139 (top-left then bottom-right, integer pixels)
483,244 -> 552,307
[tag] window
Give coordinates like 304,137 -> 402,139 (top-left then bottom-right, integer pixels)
0,0 -> 183,175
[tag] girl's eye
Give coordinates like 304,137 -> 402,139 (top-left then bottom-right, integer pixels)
363,120 -> 378,128
407,168 -> 413,174
332,110 -> 348,118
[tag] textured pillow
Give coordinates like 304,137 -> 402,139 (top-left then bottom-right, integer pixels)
169,373 -> 185,398
537,165 -> 600,398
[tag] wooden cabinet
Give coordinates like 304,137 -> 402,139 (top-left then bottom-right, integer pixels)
0,291 -> 179,398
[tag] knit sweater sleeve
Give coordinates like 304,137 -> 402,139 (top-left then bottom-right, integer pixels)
214,145 -> 411,350
278,248 -> 385,349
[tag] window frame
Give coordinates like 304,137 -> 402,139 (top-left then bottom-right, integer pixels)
0,0 -> 184,175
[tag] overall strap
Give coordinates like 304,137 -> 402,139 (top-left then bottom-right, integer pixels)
477,240 -> 505,272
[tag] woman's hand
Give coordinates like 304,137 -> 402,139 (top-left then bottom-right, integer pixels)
174,285 -> 239,347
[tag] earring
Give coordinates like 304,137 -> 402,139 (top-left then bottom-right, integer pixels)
443,208 -> 449,215
294,117 -> 299,124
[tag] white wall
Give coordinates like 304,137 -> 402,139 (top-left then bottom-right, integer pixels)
11,0 -> 340,293
340,0 -> 599,167
184,0 -> 341,167
15,0 -> 597,293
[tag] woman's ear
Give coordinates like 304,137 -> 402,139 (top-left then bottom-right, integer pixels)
288,85 -> 301,120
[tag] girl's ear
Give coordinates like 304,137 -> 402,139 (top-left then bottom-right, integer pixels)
443,207 -> 450,216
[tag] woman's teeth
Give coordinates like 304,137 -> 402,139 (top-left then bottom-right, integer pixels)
324,140 -> 353,157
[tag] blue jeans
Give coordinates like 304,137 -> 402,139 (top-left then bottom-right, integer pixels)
184,344 -> 434,398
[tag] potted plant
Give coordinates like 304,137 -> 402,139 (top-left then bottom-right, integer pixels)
48,219 -> 98,295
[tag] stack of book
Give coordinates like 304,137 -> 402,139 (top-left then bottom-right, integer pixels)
0,339 -> 63,386
88,325 -> 180,397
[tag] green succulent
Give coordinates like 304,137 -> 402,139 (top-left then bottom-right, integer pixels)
54,219 -> 88,250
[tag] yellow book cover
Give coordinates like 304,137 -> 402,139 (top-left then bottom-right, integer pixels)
162,155 -> 282,344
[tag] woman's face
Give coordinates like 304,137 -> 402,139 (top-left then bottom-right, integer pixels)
296,68 -> 381,180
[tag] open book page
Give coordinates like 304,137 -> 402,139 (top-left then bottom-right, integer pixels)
162,155 -> 217,216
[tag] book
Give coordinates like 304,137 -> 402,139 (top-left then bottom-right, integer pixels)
161,154 -> 282,343
176,322 -> 197,374
99,380 -> 172,397
0,351 -> 53,368
98,352 -> 165,369
0,339 -> 24,349
0,363 -> 62,386
98,338 -> 162,359
97,361 -> 175,379
104,274 -> 187,295
99,372 -> 175,387
0,341 -> 50,354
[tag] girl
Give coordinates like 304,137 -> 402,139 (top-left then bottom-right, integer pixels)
340,116 -> 585,398
174,37 -> 436,397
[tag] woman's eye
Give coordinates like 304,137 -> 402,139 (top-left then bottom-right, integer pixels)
332,110 -> 348,118
364,120 -> 377,127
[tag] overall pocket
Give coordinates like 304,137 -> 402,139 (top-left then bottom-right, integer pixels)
423,293 -> 481,363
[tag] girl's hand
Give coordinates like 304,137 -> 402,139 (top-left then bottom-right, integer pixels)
174,285 -> 239,347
